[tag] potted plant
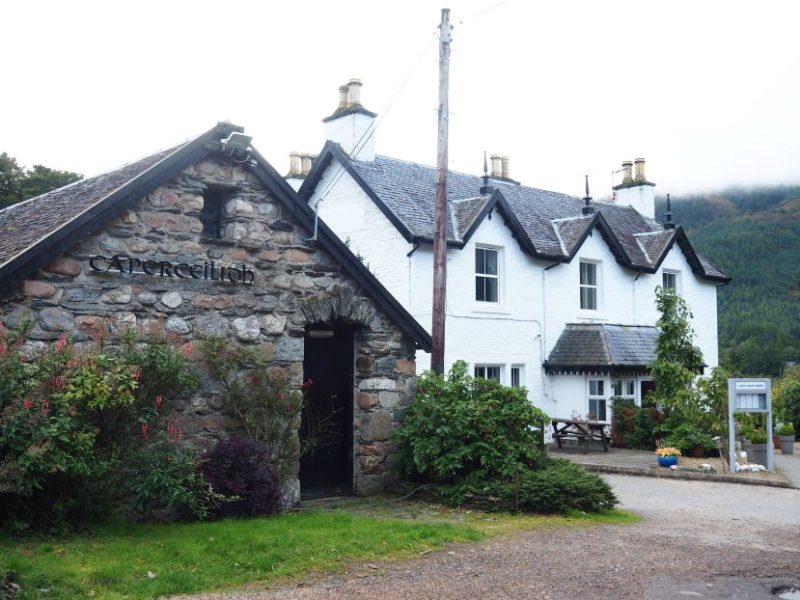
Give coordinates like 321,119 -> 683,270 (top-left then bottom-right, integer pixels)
655,446 -> 681,468
748,428 -> 769,467
665,423 -> 714,458
778,423 -> 795,455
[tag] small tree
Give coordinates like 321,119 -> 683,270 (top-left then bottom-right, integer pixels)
648,287 -> 704,419
774,365 -> 800,434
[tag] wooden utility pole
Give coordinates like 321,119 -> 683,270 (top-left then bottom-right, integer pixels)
431,7 -> 452,375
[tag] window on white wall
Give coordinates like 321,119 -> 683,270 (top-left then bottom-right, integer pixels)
612,378 -> 636,398
662,270 -> 680,294
588,378 -> 607,421
510,365 -> 524,388
579,261 -> 599,310
475,365 -> 502,381
475,247 -> 500,303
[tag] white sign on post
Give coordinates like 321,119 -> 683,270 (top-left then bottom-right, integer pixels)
728,378 -> 773,472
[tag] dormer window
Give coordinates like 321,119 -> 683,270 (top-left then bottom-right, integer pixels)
579,261 -> 599,310
201,186 -> 233,238
475,246 -> 500,303
663,270 -> 680,294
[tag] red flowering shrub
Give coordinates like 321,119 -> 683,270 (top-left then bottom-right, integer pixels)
0,317 -> 200,530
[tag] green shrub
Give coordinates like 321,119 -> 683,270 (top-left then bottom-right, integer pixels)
777,423 -> 795,437
749,429 -> 768,444
125,436 -> 223,521
440,459 -> 617,514
664,422 -> 715,452
394,361 -> 548,483
775,366 -> 800,435
610,398 -> 664,450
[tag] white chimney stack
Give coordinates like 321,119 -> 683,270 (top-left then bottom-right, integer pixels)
323,79 -> 377,162
612,158 -> 655,218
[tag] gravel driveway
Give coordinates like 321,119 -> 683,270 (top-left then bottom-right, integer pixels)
176,475 -> 800,600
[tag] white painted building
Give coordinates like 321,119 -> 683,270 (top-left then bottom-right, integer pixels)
297,80 -> 730,422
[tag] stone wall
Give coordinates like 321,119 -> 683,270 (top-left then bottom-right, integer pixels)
0,156 -> 418,503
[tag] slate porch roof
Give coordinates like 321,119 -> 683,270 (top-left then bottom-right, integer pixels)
301,143 -> 730,283
544,323 -> 660,375
0,123 -> 432,351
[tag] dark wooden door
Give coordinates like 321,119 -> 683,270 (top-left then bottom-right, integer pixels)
300,327 -> 354,498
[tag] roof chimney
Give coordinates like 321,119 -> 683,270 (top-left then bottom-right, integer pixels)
634,158 -> 647,182
621,161 -> 634,185
323,79 -> 377,162
346,78 -> 363,106
490,154 -> 502,178
288,152 -> 302,177
300,154 -> 315,176
501,156 -> 511,180
285,151 -> 306,191
612,157 -> 656,218
337,85 -> 349,110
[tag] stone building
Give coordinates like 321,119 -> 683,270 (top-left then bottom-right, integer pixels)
0,122 -> 431,503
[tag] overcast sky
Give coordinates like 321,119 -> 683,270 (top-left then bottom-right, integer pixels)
3,0 -> 799,198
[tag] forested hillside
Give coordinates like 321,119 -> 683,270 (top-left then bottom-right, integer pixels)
655,186 -> 800,377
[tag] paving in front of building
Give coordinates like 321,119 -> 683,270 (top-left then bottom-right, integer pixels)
551,444 -> 799,488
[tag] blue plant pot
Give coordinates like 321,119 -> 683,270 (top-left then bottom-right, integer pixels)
657,455 -> 678,468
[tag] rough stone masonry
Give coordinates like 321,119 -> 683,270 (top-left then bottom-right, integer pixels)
0,157 -> 420,503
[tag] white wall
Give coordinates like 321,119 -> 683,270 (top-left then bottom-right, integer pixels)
410,210 -> 546,403
306,160 -> 412,306
306,160 -> 723,422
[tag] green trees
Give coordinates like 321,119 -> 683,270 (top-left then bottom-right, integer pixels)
656,186 -> 800,376
0,152 -> 82,208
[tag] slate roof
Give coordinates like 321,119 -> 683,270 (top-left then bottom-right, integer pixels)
301,143 -> 730,283
0,123 -> 432,351
0,146 -> 183,268
544,324 -> 660,375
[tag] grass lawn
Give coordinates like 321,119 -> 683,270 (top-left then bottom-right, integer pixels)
0,505 -> 638,599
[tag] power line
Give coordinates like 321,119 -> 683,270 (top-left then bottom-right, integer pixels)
312,30 -> 438,207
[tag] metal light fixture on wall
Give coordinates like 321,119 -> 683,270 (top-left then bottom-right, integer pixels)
222,132 -> 253,159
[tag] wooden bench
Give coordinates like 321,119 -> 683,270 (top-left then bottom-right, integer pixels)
551,418 -> 612,451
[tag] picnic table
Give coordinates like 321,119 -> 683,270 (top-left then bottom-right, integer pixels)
551,418 -> 612,451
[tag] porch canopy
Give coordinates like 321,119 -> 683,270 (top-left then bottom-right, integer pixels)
544,323 -> 659,376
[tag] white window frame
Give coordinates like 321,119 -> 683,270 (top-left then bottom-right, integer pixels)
474,364 -> 502,382
475,246 -> 501,305
612,378 -> 636,399
510,365 -> 524,388
587,378 -> 608,422
579,260 -> 600,311
662,270 -> 680,294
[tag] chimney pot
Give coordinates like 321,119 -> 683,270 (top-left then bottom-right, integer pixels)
490,154 -> 503,178
289,152 -> 302,177
634,157 -> 646,182
337,85 -> 349,110
347,78 -> 363,106
621,161 -> 634,185
300,154 -> 315,176
500,156 -> 510,180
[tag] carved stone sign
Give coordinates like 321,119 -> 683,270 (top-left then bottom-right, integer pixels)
89,254 -> 255,284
